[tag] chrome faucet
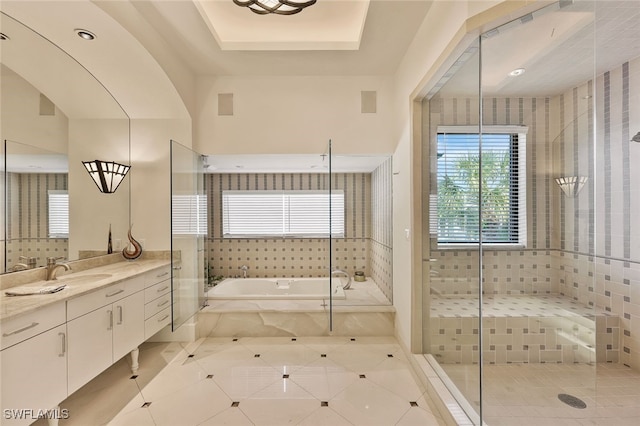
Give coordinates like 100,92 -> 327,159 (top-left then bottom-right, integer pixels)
46,257 -> 71,281
332,269 -> 352,290
240,265 -> 249,279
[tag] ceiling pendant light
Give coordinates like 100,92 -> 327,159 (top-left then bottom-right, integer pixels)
233,0 -> 316,15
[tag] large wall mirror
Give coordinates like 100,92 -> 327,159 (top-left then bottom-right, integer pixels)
1,12 -> 130,274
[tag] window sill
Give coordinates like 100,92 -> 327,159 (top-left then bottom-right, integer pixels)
436,243 -> 526,251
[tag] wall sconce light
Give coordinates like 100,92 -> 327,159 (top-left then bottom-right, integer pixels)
555,176 -> 588,197
82,160 -> 131,194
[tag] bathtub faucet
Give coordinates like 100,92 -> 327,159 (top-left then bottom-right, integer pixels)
332,269 -> 352,290
240,265 -> 249,279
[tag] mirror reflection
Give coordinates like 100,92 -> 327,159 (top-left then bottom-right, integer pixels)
0,12 -> 130,273
3,140 -> 68,272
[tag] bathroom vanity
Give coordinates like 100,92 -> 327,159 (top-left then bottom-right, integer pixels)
0,259 -> 171,425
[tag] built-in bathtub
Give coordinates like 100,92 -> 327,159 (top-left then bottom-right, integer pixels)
206,277 -> 346,300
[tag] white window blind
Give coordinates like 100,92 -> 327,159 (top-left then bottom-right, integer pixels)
435,126 -> 527,246
172,194 -> 208,235
48,190 -> 69,238
222,190 -> 345,238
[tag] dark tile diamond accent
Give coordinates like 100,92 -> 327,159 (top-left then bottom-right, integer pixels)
410,401 -> 418,407
232,338 -> 238,342
283,374 -> 290,379
359,374 -> 366,379
231,402 -> 240,407
321,401 -> 329,407
387,354 -> 393,358
188,354 -> 195,358
291,338 -> 297,341
321,354 -> 327,357
254,354 -> 261,357
142,402 -> 152,408
206,374 -> 214,379
130,375 -> 138,380
350,338 -> 356,341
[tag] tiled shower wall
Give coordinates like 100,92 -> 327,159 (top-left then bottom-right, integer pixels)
426,57 -> 640,370
205,170 -> 393,302
5,172 -> 68,269
370,158 -> 393,301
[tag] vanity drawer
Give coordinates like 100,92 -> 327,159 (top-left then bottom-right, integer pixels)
67,276 -> 145,320
1,302 -> 66,350
145,293 -> 171,320
144,279 -> 171,303
145,266 -> 171,287
145,307 -> 171,339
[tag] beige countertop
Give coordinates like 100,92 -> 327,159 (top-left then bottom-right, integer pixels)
0,259 -> 171,323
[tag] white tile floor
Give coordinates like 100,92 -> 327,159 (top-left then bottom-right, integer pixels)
44,336 -> 445,426
441,362 -> 640,426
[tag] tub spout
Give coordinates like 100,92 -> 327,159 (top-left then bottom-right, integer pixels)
332,269 -> 352,290
240,265 -> 249,279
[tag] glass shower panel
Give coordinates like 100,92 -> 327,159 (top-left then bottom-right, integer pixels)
480,1 -> 598,424
423,37 -> 482,422
592,1 -> 640,423
329,153 -> 393,309
170,140 -> 205,331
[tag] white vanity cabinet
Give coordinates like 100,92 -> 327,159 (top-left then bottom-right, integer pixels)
0,302 -> 67,425
66,276 -> 145,395
143,266 -> 172,338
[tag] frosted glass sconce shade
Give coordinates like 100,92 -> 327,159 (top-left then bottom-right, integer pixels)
82,160 -> 131,194
555,176 -> 588,197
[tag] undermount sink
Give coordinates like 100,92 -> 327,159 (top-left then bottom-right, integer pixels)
54,273 -> 112,284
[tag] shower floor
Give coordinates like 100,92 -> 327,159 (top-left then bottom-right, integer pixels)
440,361 -> 640,425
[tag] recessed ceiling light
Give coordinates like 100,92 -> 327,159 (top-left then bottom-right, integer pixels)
0,33 -> 9,40
75,29 -> 96,40
509,68 -> 525,77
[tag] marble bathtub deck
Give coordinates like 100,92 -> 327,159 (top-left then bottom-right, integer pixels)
199,279 -> 394,338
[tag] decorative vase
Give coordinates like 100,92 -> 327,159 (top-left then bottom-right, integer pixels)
107,224 -> 113,254
122,225 -> 142,260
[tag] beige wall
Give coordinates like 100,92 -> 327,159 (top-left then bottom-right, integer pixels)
130,118 -> 193,252
0,71 -> 69,153
194,75 -> 394,155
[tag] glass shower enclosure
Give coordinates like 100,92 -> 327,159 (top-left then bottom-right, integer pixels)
422,0 -> 640,424
170,140 -> 205,331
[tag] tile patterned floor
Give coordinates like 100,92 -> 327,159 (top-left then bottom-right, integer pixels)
43,336 -> 445,426
441,362 -> 640,426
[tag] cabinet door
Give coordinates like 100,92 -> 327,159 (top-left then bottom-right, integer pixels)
67,305 -> 113,395
1,324 -> 67,425
113,290 -> 145,361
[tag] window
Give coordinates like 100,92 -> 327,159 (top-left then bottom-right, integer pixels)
222,190 -> 345,238
172,194 -> 208,235
48,190 -> 69,238
434,126 -> 527,246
